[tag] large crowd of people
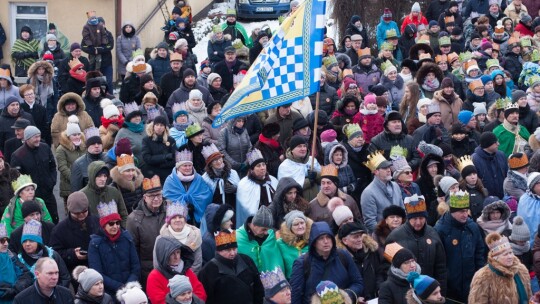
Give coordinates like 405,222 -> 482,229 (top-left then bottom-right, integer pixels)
3,0 -> 540,303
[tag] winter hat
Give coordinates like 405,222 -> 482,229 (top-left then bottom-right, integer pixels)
116,282 -> 147,304
473,103 -> 487,116
261,122 -> 280,138
457,110 -> 474,125
342,77 -> 357,91
428,20 -> 439,29
207,73 -> 221,86
292,117 -> 309,131
332,206 -> 353,226
460,164 -> 477,180
73,266 -> 103,293
383,8 -> 392,21
316,281 -> 344,303
252,205 -> 273,228
384,111 -> 402,126
376,96 -> 387,108
441,77 -> 454,88
67,191 -> 89,213
113,138 -> 131,157
418,141 -> 443,157
70,42 -> 81,52
84,127 -> 102,146
370,84 -> 388,96
289,135 -> 307,150
11,118 -> 31,130
451,26 -> 462,36
392,156 -> 412,180
97,200 -> 121,228
165,201 -> 188,224
481,39 -> 493,51
528,172 -> 540,191
338,221 -> 366,239
66,115 -> 82,137
284,210 -> 307,230
21,200 -> 42,218
508,153 -> 529,170
451,123 -> 467,135
320,129 -> 337,143
21,219 -> 42,244
42,52 -> 54,62
407,272 -> 440,300
512,90 -> 527,104
480,75 -> 492,86
486,232 -> 512,257
521,14 -> 532,23
509,216 -> 530,242
439,176 -> 458,195
168,275 -> 192,298
101,99 -> 120,120
260,267 -> 290,298
23,126 -> 41,141
417,98 -> 432,110
392,247 -> 415,268
479,131 -> 498,149
189,89 -> 203,101
483,196 -> 500,209
383,205 -> 406,219
183,68 -> 196,78
411,2 -> 421,12
46,33 -> 57,41
172,6 -> 182,15
364,93 -> 376,106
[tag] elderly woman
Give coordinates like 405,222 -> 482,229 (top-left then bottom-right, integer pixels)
17,220 -> 71,287
115,102 -> 146,168
110,154 -> 144,214
51,92 -> 94,148
160,201 -> 202,274
1,174 -> 51,236
142,116 -> 176,183
170,108 -> 190,149
99,99 -> 124,152
201,204 -> 234,264
276,211 -> 312,279
268,177 -> 308,229
163,150 -> 212,226
372,205 -> 406,259
140,92 -> 167,124
186,90 -> 207,126
469,232 -> 531,302
88,201 -> 141,297
201,143 -> 240,207
476,199 -> 513,237
218,116 -> 252,177
146,236 -> 206,304
55,115 -> 86,211
202,102 -> 225,145
73,265 -> 115,303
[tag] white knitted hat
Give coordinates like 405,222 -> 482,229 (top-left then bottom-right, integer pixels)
332,205 -> 353,226
101,98 -> 120,119
66,115 -> 81,136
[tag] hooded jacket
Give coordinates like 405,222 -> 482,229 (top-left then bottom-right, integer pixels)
324,143 -> 356,190
116,22 -> 141,76
110,166 -> 144,213
477,200 -> 512,236
398,24 -> 417,60
416,154 -> 444,225
376,16 -> 401,48
237,217 -> 285,272
268,177 -> 309,230
289,222 -> 363,304
51,92 -> 94,148
146,236 -> 206,304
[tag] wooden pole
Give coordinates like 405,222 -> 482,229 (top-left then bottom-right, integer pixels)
310,92 -> 320,171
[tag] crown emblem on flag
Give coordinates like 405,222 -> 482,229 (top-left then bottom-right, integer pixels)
364,151 -> 388,172
97,200 -> 118,218
456,155 -> 475,172
449,190 -> 470,209
404,194 -> 427,215
247,148 -> 265,166
175,149 -> 193,164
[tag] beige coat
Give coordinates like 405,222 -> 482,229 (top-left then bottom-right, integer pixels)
51,93 -> 94,148
431,90 -> 463,131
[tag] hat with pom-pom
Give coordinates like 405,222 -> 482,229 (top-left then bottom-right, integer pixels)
116,282 -> 147,304
332,206 -> 353,226
101,98 -> 120,119
510,216 -> 530,242
486,231 -> 512,257
407,272 -> 440,300
66,115 -> 81,137
73,266 -> 103,293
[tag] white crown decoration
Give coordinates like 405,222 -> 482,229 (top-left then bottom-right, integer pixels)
172,102 -> 187,115
0,223 -> 6,238
504,102 -> 519,112
124,101 -> 139,116
84,127 -> 100,139
201,143 -> 221,160
427,103 -> 441,114
97,200 -> 118,218
22,219 -> 42,237
175,149 -> 193,163
391,156 -> 409,171
146,107 -> 160,122
246,148 -> 264,166
166,200 -> 188,218
260,267 -> 288,291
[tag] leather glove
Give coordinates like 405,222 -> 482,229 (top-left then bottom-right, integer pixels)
224,182 -> 237,194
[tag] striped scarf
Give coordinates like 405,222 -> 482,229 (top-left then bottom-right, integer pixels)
11,39 -> 39,70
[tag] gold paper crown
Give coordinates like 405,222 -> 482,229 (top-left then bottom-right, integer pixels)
449,190 -> 470,209
531,49 -> 540,62
508,153 -> 529,170
364,150 -> 388,172
385,28 -> 398,39
384,242 -> 404,263
504,101 -> 519,112
380,60 -> 395,73
343,123 -> 362,139
117,154 -> 134,168
0,68 -> 11,79
458,51 -> 473,63
488,235 -> 512,256
492,43 -> 500,51
260,267 -> 288,291
322,55 -> 338,68
494,25 -> 504,34
12,174 -> 35,193
404,194 -> 427,215
447,52 -> 459,64
444,15 -> 455,25
435,54 -> 447,63
417,35 -> 431,45
132,63 -> 147,73
142,175 -> 161,192
68,57 -> 82,70
357,48 -> 371,57
214,229 -> 237,247
468,79 -> 484,91
456,155 -> 475,172
495,97 -> 511,110
438,36 -> 451,46
486,59 -> 500,69
320,165 -> 338,178
463,59 -> 479,73
508,32 -> 520,46
380,42 -> 394,51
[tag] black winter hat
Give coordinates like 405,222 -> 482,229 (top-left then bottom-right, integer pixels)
392,247 -> 416,268
183,68 -> 196,78
451,123 -> 467,135
86,78 -> 101,89
350,15 -> 361,24
207,101 -> 221,115
139,73 -> 154,86
439,142 -> 453,157
262,122 -> 280,138
449,1 -> 458,8
401,59 -> 418,74
451,26 -> 462,35
370,84 -> 388,96
384,111 -> 403,127
461,164 -> 477,179
292,117 -> 309,132
479,132 -> 498,149
289,135 -> 307,150
49,23 -> 57,30
338,221 -> 365,239
21,200 -> 42,218
172,6 -> 182,15
153,115 -> 169,127
382,205 -> 406,220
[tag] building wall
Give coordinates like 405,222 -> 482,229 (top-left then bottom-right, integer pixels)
1,0 -> 210,80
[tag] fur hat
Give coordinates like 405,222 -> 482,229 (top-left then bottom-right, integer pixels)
382,205 -> 406,219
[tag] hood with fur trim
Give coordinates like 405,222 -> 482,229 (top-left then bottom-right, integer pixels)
59,130 -> 86,152
279,217 -> 313,247
27,60 -> 54,78
110,166 -> 144,192
57,92 -> 86,115
324,143 -> 349,168
336,232 -> 379,254
416,62 -> 444,86
336,53 -> 352,70
479,200 -> 511,222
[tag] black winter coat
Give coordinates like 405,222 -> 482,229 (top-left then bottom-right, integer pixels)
254,139 -> 283,178
209,85 -> 228,103
451,137 -> 477,158
11,142 -> 57,192
20,102 -> 51,145
0,109 -> 34,151
416,154 -> 445,226
341,141 -> 372,196
3,137 -> 22,164
369,129 -> 421,170
245,113 -> 262,145
465,185 -> 487,222
83,95 -> 103,127
346,47 -> 360,67
13,283 -> 74,304
141,135 -> 176,183
120,74 -> 141,104
208,38 -> 232,66
63,77 -> 86,96
343,242 -> 384,300
41,41 -> 66,67
159,70 -> 184,109
519,105 -> 538,134
309,83 -> 338,116
344,24 -> 368,49
9,220 -> 55,255
503,52 -> 522,83
213,59 -> 247,92
378,270 -> 410,304
58,55 -> 90,89
249,42 -> 263,65
148,54 -> 171,86
178,140 -> 208,175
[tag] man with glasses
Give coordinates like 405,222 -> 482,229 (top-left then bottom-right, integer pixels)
8,200 -> 56,254
127,175 -> 166,288
472,131 -> 508,199
0,223 -> 33,302
346,34 -> 363,66
49,191 -> 100,288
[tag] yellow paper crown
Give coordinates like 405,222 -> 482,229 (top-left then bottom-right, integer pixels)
486,59 -> 500,69
456,155 -> 474,172
320,165 -> 338,178
404,194 -> 427,216
495,97 -> 511,110
142,175 -> 161,192
117,154 -> 134,168
380,42 -> 394,51
531,49 -> 540,62
12,174 -> 34,193
384,242 -> 404,263
449,190 -> 470,209
214,229 -> 237,248
416,35 -> 431,44
385,28 -> 398,39
363,150 -> 388,172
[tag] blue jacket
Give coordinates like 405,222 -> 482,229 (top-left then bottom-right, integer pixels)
290,222 -> 363,304
88,229 -> 140,296
434,212 -> 486,303
376,16 -> 400,48
518,192 -> 540,244
148,54 -> 171,86
472,146 -> 508,199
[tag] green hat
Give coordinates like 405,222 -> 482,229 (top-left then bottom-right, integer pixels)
531,49 -> 540,62
385,29 -> 398,39
186,123 -> 204,138
438,36 -> 451,46
380,42 -> 394,51
486,59 -> 500,70
213,25 -> 223,33
521,38 -> 532,47
322,56 -> 338,69
226,8 -> 236,17
449,190 -> 470,212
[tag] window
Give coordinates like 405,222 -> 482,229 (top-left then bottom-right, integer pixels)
10,3 -> 48,45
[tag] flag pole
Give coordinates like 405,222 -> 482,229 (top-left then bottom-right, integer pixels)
310,92 -> 320,171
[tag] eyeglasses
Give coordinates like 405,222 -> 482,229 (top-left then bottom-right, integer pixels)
0,238 -> 8,244
72,209 -> 88,216
146,193 -> 162,200
403,171 -> 412,175
107,221 -> 121,227
24,93 -> 35,97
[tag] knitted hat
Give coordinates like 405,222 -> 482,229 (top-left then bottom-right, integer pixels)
451,123 -> 467,135
407,272 -> 440,300
70,42 -> 81,52
183,68 -> 196,78
260,267 -> 290,298
383,205 -> 406,219
23,126 -> 41,141
252,205 -> 273,228
316,281 -> 345,303
441,77 -> 453,88
66,115 -> 82,137
370,84 -> 388,96
411,2 -> 421,12
512,90 -> 527,104
428,20 -> 438,29
115,138 -> 132,156
67,191 -> 89,213
21,219 -> 42,244
528,172 -> 540,191
332,206 -> 353,226
338,221 -> 366,239
479,132 -> 498,149
73,266 -> 103,293
457,110 -> 474,125
392,247 -> 415,268
418,141 -> 443,157
168,275 -> 192,298
42,52 -> 54,62
215,229 -> 237,251
261,122 -> 280,138
189,89 -> 203,100
21,200 -> 42,218
481,39 -> 493,51
284,210 -> 307,230
521,14 -> 532,23
486,232 -> 512,257
460,165 -> 477,179
383,8 -> 392,21
342,77 -> 357,91
116,282 -> 147,304
292,117 -> 309,132
289,135 -> 307,151
207,73 -> 221,86
321,129 -> 337,143
510,216 -> 530,242
439,176 -> 458,195
392,156 -> 412,180
473,103 -> 487,116
417,98 -> 432,110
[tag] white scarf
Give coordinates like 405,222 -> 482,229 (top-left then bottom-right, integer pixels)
168,224 -> 191,245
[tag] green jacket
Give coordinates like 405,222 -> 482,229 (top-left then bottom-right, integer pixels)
55,132 -> 86,197
237,223 -> 285,272
0,197 -> 52,236
493,122 -> 530,157
81,161 -> 129,227
276,219 -> 312,279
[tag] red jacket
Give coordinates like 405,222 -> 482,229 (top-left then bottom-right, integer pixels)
400,14 -> 428,35
359,112 -> 384,144
514,23 -> 534,38
146,268 -> 207,304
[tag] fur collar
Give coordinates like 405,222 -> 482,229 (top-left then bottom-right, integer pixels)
159,223 -> 202,250
59,131 -> 86,151
315,190 -> 347,207
279,218 -> 313,246
336,233 -> 379,253
110,166 -> 144,192
488,256 -> 525,278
